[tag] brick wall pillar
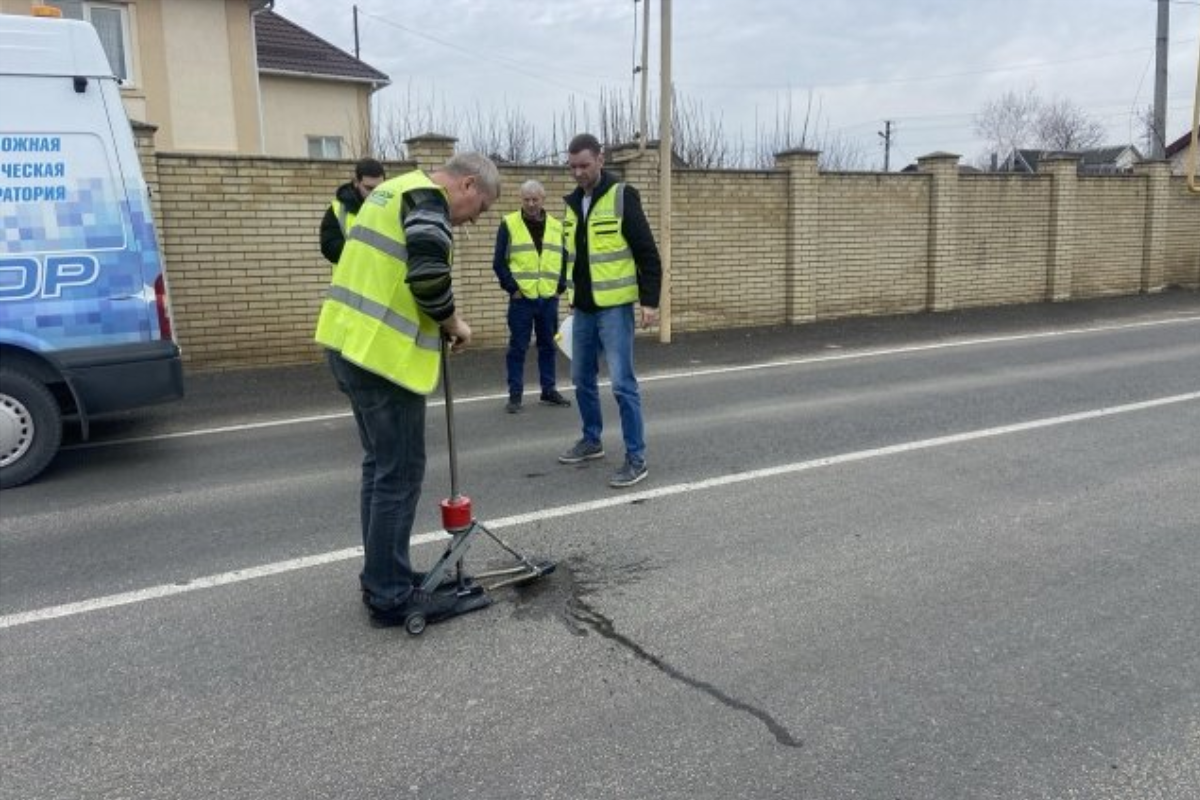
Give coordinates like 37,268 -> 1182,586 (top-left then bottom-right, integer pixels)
917,152 -> 961,311
1041,155 -> 1079,302
1134,159 -> 1170,294
775,148 -> 820,324
404,133 -> 457,172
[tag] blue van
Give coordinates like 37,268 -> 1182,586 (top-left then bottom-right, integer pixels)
0,11 -> 184,488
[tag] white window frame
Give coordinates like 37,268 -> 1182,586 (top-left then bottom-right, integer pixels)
51,1 -> 134,85
307,136 -> 344,160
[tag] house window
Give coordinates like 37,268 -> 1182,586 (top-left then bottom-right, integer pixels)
50,2 -> 132,83
308,136 -> 344,159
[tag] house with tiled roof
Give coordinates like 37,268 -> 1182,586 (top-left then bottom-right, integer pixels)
255,10 -> 388,157
0,1 -> 388,157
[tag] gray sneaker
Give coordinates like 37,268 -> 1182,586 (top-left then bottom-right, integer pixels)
558,439 -> 605,464
609,460 -> 648,488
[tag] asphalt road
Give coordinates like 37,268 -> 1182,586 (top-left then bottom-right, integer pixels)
3,291 -> 1199,800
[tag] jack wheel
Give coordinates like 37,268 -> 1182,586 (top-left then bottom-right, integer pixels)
404,613 -> 426,636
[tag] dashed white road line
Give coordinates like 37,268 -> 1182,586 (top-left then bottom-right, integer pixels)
5,388 -> 1198,631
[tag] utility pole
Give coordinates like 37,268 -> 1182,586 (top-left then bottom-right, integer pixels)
878,120 -> 894,172
1152,0 -> 1168,159
638,0 -> 650,152
658,0 -> 672,343
353,5 -> 360,60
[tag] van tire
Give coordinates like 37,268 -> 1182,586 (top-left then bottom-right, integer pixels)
0,367 -> 62,490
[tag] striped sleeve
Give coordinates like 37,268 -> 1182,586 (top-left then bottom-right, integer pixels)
401,188 -> 456,322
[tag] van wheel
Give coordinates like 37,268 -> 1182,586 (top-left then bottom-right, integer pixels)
0,367 -> 63,489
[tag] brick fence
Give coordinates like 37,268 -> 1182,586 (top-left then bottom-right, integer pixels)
134,131 -> 1200,371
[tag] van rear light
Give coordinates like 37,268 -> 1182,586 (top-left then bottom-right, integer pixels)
154,275 -> 174,340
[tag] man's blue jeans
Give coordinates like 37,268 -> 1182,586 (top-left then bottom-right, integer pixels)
571,303 -> 645,466
327,351 -> 425,612
506,295 -> 560,398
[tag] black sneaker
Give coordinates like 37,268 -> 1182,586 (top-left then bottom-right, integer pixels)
558,438 -> 605,464
369,588 -> 458,628
505,396 -> 522,414
539,390 -> 572,408
609,460 -> 648,488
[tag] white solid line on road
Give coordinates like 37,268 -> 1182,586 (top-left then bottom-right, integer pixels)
5,389 -> 1198,631
64,314 -> 1200,450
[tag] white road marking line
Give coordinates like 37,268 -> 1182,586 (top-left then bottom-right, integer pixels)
5,389 -> 1198,631
64,314 -> 1200,450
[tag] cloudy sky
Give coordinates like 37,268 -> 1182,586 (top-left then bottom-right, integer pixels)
276,0 -> 1200,167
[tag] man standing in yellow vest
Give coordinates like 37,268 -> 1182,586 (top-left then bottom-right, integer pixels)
492,179 -> 571,413
558,133 -> 662,489
319,157 -> 386,265
315,152 -> 500,628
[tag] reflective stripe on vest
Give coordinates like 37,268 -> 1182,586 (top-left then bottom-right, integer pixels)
504,211 -> 565,298
314,171 -> 446,395
563,183 -> 637,307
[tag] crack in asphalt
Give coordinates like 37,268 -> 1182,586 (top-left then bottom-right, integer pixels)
522,559 -> 802,749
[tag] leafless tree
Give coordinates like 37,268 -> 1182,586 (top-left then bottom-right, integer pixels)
368,84 -> 866,170
974,85 -> 1040,159
1034,97 -> 1106,151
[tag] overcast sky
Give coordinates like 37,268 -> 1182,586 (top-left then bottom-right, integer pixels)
276,0 -> 1200,167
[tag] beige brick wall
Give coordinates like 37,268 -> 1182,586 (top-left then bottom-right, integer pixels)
952,176 -> 1052,308
817,174 -> 929,319
1164,178 -> 1200,288
134,137 -> 1199,371
673,170 -> 790,331
1072,177 -> 1147,298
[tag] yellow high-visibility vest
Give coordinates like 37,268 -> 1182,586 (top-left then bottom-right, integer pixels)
331,198 -> 357,237
563,183 -> 638,307
504,211 -> 565,298
314,171 -> 446,395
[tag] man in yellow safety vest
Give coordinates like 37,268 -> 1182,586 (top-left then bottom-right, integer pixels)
492,179 -> 571,413
315,152 -> 499,627
319,157 -> 386,265
557,133 -> 662,489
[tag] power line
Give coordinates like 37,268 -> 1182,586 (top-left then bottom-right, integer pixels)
355,9 -> 616,98
675,38 -> 1199,93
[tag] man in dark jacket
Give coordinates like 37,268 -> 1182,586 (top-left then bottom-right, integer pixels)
557,133 -> 662,489
319,158 -> 385,265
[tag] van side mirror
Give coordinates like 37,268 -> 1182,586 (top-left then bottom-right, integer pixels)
73,76 -> 87,93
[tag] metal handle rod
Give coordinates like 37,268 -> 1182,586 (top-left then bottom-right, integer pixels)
441,337 -> 461,500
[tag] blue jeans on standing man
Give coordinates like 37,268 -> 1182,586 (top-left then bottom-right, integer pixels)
327,350 -> 426,612
571,303 -> 645,466
506,295 -> 560,398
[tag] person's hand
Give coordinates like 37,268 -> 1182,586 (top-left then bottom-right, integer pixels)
441,316 -> 472,353
640,306 -> 659,329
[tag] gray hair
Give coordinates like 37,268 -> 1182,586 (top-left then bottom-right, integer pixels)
519,179 -> 545,198
439,152 -> 501,200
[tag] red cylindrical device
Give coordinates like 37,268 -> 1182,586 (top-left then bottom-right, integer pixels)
440,495 -> 473,532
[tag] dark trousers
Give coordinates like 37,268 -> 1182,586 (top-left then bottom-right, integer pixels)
327,351 -> 426,611
506,295 -> 560,398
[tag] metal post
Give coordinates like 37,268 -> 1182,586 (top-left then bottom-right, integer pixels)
639,0 -> 651,152
440,340 -> 461,500
658,0 -> 672,343
353,5 -> 361,60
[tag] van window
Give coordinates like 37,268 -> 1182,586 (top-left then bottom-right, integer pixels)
49,1 -> 131,82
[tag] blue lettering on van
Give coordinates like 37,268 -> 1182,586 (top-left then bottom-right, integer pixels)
0,185 -> 67,202
0,162 -> 66,179
0,255 -> 100,301
0,136 -> 62,152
